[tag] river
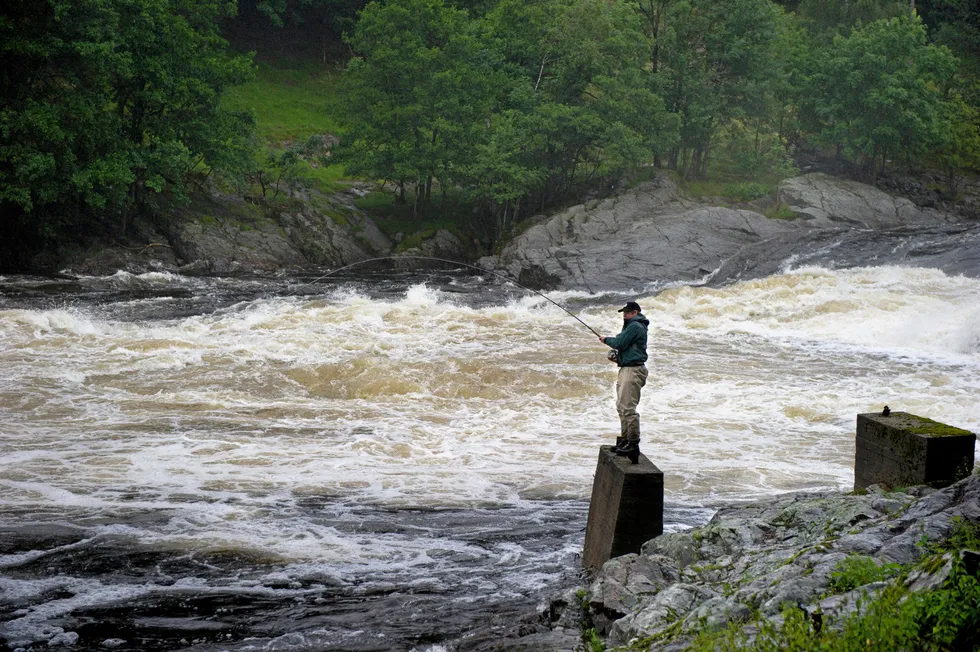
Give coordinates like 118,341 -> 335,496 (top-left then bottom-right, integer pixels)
1,264 -> 978,650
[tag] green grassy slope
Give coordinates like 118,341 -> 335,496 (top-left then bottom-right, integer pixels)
221,54 -> 477,245
222,55 -> 347,190
223,56 -> 343,144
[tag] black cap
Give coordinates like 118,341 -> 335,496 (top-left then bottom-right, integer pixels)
617,301 -> 641,313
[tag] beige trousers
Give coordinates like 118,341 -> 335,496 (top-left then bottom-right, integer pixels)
616,365 -> 648,443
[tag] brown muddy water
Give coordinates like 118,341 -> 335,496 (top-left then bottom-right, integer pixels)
1,266 -> 978,650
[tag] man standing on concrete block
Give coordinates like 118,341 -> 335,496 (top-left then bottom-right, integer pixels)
599,301 -> 649,463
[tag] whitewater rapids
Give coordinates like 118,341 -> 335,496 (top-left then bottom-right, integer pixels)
1,264 -> 978,650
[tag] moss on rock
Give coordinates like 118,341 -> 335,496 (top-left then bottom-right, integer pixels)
902,414 -> 974,438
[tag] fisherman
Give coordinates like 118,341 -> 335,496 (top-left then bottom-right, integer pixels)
598,301 -> 649,463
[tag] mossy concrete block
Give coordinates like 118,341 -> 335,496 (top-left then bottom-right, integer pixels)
583,446 -> 664,573
855,412 -> 976,491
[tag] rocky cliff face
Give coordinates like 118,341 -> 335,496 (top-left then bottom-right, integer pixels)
59,185 -> 481,277
166,189 -> 395,276
479,173 -> 978,291
591,476 -> 978,648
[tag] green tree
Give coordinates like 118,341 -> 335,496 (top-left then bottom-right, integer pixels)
0,0 -> 255,258
805,15 -> 958,180
795,0 -> 910,34
932,92 -> 980,191
338,0 -> 676,239
230,0 -> 367,63
459,0 -> 678,239
919,0 -> 980,82
656,0 -> 783,178
336,0 -> 496,216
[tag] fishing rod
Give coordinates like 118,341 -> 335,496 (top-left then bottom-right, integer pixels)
283,255 -> 603,338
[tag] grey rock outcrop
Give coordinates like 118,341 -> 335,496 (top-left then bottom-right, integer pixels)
169,197 -> 307,275
579,474 -> 980,649
480,172 -> 974,290
393,228 -> 471,268
778,173 -> 956,229
60,187 -> 394,277
479,175 -> 798,291
167,190 -> 393,276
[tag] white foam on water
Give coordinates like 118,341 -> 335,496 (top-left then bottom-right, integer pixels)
645,266 -> 980,363
72,270 -> 198,288
2,266 -> 978,566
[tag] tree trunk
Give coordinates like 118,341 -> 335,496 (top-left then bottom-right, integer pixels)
700,139 -> 712,178
869,145 -> 880,184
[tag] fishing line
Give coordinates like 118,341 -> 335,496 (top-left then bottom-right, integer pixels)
281,255 -> 603,338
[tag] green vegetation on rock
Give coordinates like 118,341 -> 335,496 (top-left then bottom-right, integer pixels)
684,554 -> 980,652
904,414 -> 975,437
827,555 -> 903,593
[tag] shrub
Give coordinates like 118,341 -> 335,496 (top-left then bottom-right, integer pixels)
946,516 -> 980,551
582,627 -> 605,652
828,555 -> 903,594
687,554 -> 980,651
724,182 -> 770,202
763,203 -> 798,220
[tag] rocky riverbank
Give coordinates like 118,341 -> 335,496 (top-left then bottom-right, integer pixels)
455,474 -> 980,651
41,171 -> 980,288
479,172 -> 980,291
52,185 -> 473,278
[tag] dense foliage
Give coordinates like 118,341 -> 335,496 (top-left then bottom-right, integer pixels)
2,0 -> 980,260
337,0 -> 678,235
334,0 -> 980,239
0,0 -> 254,261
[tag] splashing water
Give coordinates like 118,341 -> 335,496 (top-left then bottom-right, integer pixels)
0,265 -> 977,650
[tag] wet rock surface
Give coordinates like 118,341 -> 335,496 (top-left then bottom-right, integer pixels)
0,503 -> 591,652
479,175 -> 798,291
50,171 -> 980,285
481,173 -> 980,290
488,475 -> 980,651
57,186 -> 396,278
598,475 -> 980,647
777,173 -> 957,229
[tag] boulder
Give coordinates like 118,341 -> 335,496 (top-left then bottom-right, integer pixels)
778,173 -> 955,229
481,172 -> 975,290
480,175 -> 798,291
588,553 -> 679,617
394,229 -> 470,268
609,583 -> 718,643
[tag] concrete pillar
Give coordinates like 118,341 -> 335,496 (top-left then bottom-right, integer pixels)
855,412 -> 976,491
583,446 -> 663,573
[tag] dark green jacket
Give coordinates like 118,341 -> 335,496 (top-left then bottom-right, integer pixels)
603,314 -> 649,367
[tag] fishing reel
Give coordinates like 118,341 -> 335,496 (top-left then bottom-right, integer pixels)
606,350 -> 619,363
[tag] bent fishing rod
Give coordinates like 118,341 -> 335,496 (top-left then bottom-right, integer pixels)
283,255 -> 603,338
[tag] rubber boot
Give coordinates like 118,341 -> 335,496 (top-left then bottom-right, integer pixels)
614,440 -> 640,464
